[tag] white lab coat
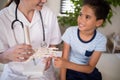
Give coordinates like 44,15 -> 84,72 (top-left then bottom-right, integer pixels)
0,2 -> 61,80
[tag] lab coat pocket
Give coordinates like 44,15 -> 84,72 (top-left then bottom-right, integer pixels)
85,50 -> 94,57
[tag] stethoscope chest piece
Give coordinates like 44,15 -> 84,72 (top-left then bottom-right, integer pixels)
41,41 -> 47,47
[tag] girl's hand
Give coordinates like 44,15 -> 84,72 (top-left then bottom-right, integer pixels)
54,57 -> 67,68
2,44 -> 34,63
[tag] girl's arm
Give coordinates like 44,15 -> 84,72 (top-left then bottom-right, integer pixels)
60,42 -> 70,80
54,41 -> 102,74
55,49 -> 101,73
62,51 -> 101,73
55,50 -> 102,74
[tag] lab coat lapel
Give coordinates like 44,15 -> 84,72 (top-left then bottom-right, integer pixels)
17,10 -> 40,28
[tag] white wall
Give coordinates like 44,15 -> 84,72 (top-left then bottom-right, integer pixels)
46,0 -> 61,16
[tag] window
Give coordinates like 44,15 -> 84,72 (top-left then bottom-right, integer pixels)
60,0 -> 74,14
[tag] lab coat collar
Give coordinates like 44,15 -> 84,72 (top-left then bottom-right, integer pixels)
7,2 -> 41,28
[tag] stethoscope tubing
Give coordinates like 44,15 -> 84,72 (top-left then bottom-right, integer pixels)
39,11 -> 45,42
11,4 -> 45,44
11,4 -> 25,44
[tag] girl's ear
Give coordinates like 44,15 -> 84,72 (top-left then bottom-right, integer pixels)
96,19 -> 104,27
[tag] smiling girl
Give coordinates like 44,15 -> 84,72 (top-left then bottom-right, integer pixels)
54,0 -> 111,80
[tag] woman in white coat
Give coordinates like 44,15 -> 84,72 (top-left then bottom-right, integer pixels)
0,0 -> 61,80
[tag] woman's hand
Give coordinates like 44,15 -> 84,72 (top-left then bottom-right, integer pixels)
2,44 -> 34,63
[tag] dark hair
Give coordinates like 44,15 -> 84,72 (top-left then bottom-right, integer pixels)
83,0 -> 111,21
5,0 -> 20,7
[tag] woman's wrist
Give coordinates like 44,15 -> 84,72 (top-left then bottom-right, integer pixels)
0,52 -> 10,63
0,52 -> 5,63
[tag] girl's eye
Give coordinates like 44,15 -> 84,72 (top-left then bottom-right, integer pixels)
86,15 -> 91,19
79,12 -> 82,16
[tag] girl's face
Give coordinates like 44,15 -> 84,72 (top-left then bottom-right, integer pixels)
23,0 -> 47,10
77,5 -> 103,32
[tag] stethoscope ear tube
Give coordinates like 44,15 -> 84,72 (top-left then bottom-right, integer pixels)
11,4 -> 24,29
11,4 -> 46,46
39,11 -> 45,42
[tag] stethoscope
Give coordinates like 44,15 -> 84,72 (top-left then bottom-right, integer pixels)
11,4 -> 47,47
